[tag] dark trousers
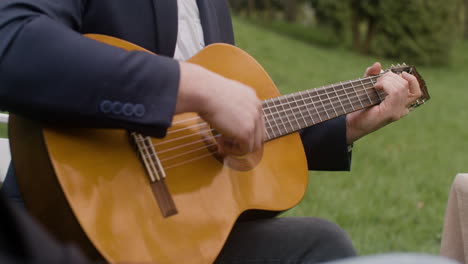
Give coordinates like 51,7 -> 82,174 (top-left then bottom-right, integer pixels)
215,217 -> 356,264
2,164 -> 356,263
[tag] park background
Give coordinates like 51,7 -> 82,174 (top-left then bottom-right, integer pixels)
1,0 -> 468,257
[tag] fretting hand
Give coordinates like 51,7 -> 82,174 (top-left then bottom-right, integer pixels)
346,62 -> 423,144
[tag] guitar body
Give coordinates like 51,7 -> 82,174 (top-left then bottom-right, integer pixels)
10,35 -> 308,264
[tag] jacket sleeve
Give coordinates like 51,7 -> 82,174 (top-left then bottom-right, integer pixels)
0,0 -> 179,138
300,116 -> 352,171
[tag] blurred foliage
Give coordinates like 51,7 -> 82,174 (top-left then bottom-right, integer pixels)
229,0 -> 463,65
373,1 -> 459,65
309,0 -> 460,65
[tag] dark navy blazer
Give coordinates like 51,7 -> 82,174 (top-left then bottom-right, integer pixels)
0,0 -> 350,175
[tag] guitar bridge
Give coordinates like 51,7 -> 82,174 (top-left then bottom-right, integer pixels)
130,132 -> 178,218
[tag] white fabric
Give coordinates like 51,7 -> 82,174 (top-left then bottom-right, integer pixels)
0,113 -> 8,124
173,0 -> 205,61
0,138 -> 10,183
440,173 -> 468,263
0,114 -> 9,182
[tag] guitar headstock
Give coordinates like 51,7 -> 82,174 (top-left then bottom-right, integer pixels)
385,63 -> 430,111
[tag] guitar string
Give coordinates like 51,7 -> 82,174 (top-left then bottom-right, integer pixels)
140,73 -> 406,169
141,92 -> 384,169
262,75 -> 380,112
166,76 -> 380,134
144,85 -> 380,154
157,134 -> 222,154
160,94 -> 382,169
161,93 -> 378,157
261,82 -> 381,127
151,80 -> 379,146
140,92 -> 382,166
262,84 -> 380,117
140,87 -> 379,156
159,142 -> 219,162
160,80 -> 379,145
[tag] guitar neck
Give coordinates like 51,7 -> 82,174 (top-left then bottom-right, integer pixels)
263,75 -> 384,141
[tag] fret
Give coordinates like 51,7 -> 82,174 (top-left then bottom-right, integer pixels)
265,99 -> 285,137
260,70 -> 409,140
311,90 -> 324,122
340,81 -> 356,112
334,84 -> 350,114
328,85 -> 346,116
304,90 -> 323,122
349,80 -> 365,108
369,77 -> 382,104
369,77 -> 384,102
288,94 -> 309,129
277,96 -> 297,133
271,98 -> 290,135
358,78 -> 373,105
317,88 -> 331,120
298,91 -> 317,126
261,104 -> 276,139
284,95 -> 302,131
324,86 -> 339,117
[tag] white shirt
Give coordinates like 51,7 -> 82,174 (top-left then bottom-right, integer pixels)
173,0 -> 205,61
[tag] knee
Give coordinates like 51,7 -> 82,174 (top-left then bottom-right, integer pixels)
301,217 -> 357,260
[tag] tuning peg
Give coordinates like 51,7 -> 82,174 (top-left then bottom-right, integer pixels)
402,62 -> 407,66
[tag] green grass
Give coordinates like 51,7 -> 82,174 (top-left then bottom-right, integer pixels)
233,16 -> 468,255
0,123 -> 6,138
243,16 -> 342,48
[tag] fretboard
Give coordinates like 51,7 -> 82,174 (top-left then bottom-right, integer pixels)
263,75 -> 385,140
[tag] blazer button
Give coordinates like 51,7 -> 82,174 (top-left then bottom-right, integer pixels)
134,104 -> 146,117
100,100 -> 112,113
111,101 -> 123,115
122,103 -> 134,117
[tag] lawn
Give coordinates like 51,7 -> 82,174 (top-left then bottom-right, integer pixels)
1,17 -> 467,256
232,17 -> 468,255
0,123 -> 6,138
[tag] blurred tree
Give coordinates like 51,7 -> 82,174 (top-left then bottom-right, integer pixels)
311,0 -> 459,64
228,0 -> 298,21
465,0 -> 468,38
374,1 -> 458,64
262,0 -> 274,20
284,0 -> 297,22
247,0 -> 255,17
309,0 -> 348,36
349,0 -> 381,54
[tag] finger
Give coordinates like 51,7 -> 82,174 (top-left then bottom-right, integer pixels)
375,72 -> 407,93
364,62 -> 382,77
401,72 -> 422,97
224,138 -> 248,156
253,111 -> 265,152
386,73 -> 409,93
216,136 -> 225,156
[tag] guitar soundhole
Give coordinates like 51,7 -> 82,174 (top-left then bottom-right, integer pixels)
199,121 -> 263,172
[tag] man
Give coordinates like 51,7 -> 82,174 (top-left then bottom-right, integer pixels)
0,0 -> 422,263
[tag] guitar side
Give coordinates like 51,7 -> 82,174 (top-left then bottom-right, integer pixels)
10,35 -> 309,264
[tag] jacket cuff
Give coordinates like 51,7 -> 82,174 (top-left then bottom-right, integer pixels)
299,115 -> 351,171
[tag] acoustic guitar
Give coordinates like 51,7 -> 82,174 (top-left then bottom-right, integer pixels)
9,34 -> 430,264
